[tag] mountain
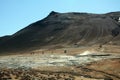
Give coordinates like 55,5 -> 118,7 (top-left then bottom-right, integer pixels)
0,11 -> 120,53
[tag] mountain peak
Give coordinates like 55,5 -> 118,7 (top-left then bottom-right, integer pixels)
49,11 -> 59,16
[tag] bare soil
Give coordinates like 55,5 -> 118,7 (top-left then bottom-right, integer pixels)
0,45 -> 120,80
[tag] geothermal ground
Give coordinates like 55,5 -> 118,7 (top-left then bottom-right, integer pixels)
0,51 -> 119,68
0,46 -> 120,80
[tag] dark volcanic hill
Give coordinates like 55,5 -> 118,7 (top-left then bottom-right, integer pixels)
0,11 -> 120,53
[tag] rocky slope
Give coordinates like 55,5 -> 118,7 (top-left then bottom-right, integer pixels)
0,11 -> 120,53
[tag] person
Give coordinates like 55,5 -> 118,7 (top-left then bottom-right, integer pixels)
64,50 -> 67,53
42,51 -> 44,54
99,45 -> 102,49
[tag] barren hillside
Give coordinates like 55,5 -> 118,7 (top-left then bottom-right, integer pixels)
0,11 -> 120,53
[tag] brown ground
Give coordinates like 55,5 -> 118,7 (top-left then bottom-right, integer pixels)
0,58 -> 120,80
74,58 -> 120,80
0,44 -> 119,56
0,45 -> 120,80
31,45 -> 120,55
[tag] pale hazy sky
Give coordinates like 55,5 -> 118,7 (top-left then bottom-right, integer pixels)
0,0 -> 120,36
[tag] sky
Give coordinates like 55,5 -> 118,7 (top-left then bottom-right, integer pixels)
0,0 -> 120,37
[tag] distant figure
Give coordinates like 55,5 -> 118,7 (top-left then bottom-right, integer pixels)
64,50 -> 67,53
31,52 -> 34,55
42,51 -> 44,54
99,45 -> 102,49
